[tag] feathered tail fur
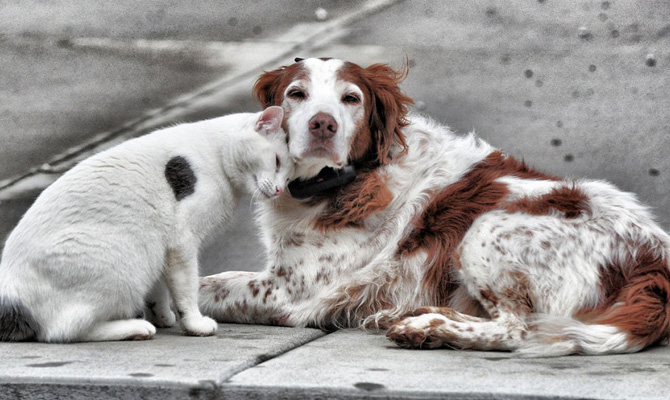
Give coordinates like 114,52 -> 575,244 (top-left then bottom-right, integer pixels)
0,297 -> 39,341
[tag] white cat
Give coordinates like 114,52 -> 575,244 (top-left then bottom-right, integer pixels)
0,106 -> 293,342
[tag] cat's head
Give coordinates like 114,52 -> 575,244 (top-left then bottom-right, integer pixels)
244,106 -> 294,200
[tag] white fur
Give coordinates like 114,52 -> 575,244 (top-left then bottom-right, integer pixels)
0,107 -> 293,342
199,58 -> 670,356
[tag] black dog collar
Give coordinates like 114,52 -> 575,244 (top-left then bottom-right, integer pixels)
288,165 -> 357,199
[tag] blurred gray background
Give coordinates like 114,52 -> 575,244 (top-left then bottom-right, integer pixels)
1,0 -> 668,277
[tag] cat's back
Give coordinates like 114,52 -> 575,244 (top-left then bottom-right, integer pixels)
30,119 -> 221,210
2,115 -> 244,260
3,130 -> 187,255
38,135 -> 172,214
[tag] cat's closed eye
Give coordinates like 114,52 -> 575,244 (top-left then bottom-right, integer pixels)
275,154 -> 281,173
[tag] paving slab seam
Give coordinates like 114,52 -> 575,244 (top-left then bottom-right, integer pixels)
0,0 -> 406,197
216,330 -> 332,385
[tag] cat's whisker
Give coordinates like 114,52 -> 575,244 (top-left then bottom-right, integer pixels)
250,188 -> 263,205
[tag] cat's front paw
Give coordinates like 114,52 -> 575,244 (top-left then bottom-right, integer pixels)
181,314 -> 218,336
123,320 -> 157,341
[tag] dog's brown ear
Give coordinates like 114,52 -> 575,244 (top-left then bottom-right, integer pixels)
253,63 -> 304,108
363,63 -> 414,165
254,68 -> 283,108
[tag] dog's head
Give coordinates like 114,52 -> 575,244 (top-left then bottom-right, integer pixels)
253,58 -> 413,179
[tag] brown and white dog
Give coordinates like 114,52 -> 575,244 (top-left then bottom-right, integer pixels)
199,58 -> 670,356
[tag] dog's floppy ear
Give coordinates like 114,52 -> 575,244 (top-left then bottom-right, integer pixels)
253,68 -> 284,108
363,63 -> 414,165
253,63 -> 304,108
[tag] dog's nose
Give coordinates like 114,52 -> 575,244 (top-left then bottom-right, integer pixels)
308,112 -> 338,139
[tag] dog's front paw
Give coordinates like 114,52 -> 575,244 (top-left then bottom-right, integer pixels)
180,314 -> 218,337
386,315 -> 447,349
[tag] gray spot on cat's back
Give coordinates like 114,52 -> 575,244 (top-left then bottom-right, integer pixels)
165,156 -> 197,201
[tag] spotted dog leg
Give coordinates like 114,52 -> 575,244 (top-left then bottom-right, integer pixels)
386,306 -> 528,351
199,271 -> 294,326
388,247 -> 533,350
387,263 -> 533,351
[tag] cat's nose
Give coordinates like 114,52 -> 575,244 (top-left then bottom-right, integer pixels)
275,187 -> 283,196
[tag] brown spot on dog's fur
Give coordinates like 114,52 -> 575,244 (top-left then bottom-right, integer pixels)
315,170 -> 393,230
398,151 -> 557,305
576,244 -> 670,348
318,254 -> 334,263
480,289 -> 499,304
212,287 -> 230,304
315,268 -> 331,285
263,288 -> 273,304
280,232 -> 305,247
248,281 -> 260,298
429,318 -> 446,328
451,251 -> 463,270
275,265 -> 294,283
501,271 -> 535,314
506,185 -> 591,218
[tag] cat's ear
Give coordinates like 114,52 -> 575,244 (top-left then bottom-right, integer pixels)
255,106 -> 285,136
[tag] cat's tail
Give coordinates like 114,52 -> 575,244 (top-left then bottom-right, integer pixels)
0,297 -> 40,341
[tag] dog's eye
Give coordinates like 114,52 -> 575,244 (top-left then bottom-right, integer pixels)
287,89 -> 306,100
342,94 -> 361,104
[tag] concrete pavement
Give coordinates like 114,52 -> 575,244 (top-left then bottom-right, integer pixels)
2,326 -> 668,399
0,325 -> 326,399
228,330 -> 670,400
1,0 -> 670,398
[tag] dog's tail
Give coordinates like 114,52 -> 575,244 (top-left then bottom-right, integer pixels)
520,246 -> 670,356
0,296 -> 39,341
